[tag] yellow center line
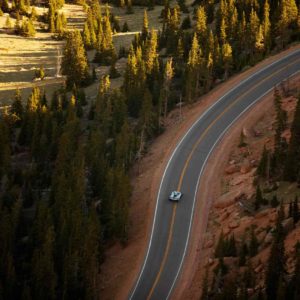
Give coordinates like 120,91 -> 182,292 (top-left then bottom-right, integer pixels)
146,59 -> 299,300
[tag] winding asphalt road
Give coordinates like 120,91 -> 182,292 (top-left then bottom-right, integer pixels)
129,49 -> 300,300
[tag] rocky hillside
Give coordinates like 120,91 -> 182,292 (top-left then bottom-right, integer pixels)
198,78 -> 300,299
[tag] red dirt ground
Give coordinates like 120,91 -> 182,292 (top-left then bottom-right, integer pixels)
99,44 -> 300,300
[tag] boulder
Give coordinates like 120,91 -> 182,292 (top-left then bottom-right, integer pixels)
240,160 -> 252,174
230,176 -> 244,186
243,127 -> 250,137
214,190 -> 243,209
225,165 -> 239,175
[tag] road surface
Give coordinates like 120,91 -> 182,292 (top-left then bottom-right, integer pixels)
129,49 -> 300,300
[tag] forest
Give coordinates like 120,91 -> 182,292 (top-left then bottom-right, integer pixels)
0,0 -> 300,298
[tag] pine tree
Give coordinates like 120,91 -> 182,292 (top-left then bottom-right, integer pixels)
254,185 -> 263,210
219,17 -> 227,45
263,0 -> 271,53
0,120 -> 11,178
145,29 -> 158,75
284,96 -> 300,181
62,31 -> 90,88
293,196 -> 299,224
126,0 -> 133,14
271,194 -> 279,208
11,88 -> 23,120
221,42 -> 232,79
195,6 -> 207,41
257,145 -> 269,177
215,231 -> 225,258
162,57 -> 173,120
141,10 -> 149,40
228,234 -> 237,256
185,34 -> 200,102
249,226 -> 259,257
139,88 -> 154,141
248,8 -> 260,61
83,22 -> 91,49
5,15 -> 11,29
265,212 -> 286,300
122,21 -> 130,32
239,237 -> 248,266
31,226 -> 57,300
21,18 -> 36,37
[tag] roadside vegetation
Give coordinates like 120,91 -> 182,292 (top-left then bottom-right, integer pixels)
0,0 -> 300,298
200,82 -> 300,300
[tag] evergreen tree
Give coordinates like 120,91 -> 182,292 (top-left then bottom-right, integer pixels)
254,185 -> 263,210
5,15 -> 11,29
215,231 -> 225,258
162,57 -> 174,120
185,34 -> 200,102
293,196 -> 299,224
271,194 -> 279,208
284,96 -> 300,181
61,31 -> 90,88
221,42 -> 232,79
122,21 -> 130,32
195,6 -> 207,42
263,0 -> 271,53
265,212 -> 286,300
249,226 -> 259,257
142,10 -> 149,40
0,120 -> 11,178
31,226 -> 57,300
257,145 -> 269,177
239,237 -> 248,266
11,88 -> 23,121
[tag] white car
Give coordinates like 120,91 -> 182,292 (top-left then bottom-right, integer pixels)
169,191 -> 182,201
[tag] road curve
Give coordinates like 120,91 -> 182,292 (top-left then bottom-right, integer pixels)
129,49 -> 300,300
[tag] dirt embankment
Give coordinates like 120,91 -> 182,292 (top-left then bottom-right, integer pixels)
99,44 -> 300,300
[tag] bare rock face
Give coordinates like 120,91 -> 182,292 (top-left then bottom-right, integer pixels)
240,160 -> 252,174
228,221 -> 239,229
257,230 -> 267,243
264,232 -> 274,245
214,190 -> 243,209
243,127 -> 250,137
220,210 -> 230,221
282,218 -> 294,233
225,165 -> 240,175
256,209 -> 269,219
254,264 -> 263,274
204,239 -> 214,249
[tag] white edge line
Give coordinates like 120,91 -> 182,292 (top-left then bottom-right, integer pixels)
129,49 -> 300,299
166,69 -> 300,299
